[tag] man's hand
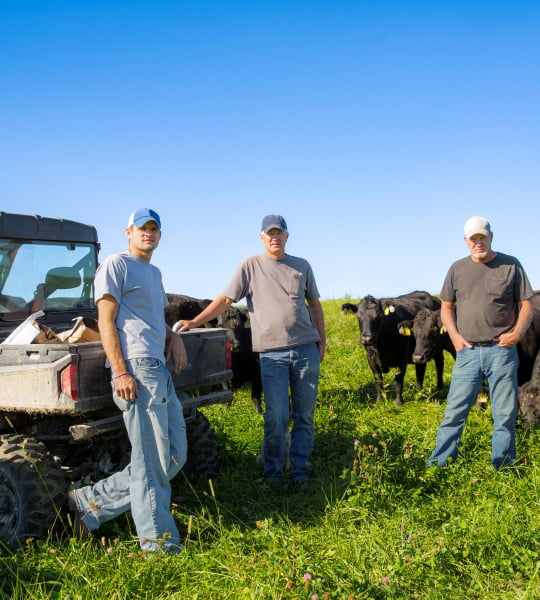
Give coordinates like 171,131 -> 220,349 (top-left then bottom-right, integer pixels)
318,340 -> 326,362
114,373 -> 139,401
498,330 -> 520,348
175,320 -> 195,333
450,332 -> 473,352
167,331 -> 188,373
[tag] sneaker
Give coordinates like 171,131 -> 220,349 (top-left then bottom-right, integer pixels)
66,489 -> 89,540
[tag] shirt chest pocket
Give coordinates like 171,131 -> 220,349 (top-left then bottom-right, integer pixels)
288,272 -> 303,297
485,273 -> 513,300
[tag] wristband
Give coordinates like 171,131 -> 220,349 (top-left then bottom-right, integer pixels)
114,371 -> 130,380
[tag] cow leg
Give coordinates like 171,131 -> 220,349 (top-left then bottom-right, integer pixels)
393,367 -> 407,406
434,350 -> 445,391
414,363 -> 427,389
370,370 -> 385,403
252,355 -> 263,413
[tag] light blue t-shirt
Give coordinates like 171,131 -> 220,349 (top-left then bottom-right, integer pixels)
94,251 -> 168,363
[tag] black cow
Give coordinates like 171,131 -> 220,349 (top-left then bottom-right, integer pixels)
517,291 -> 540,426
397,292 -> 540,412
217,306 -> 263,413
342,291 -> 441,406
516,291 -> 540,387
397,308 -> 455,391
518,349 -> 540,426
165,294 -> 263,413
165,294 -> 214,326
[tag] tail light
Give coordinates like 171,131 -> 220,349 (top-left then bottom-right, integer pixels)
225,341 -> 233,370
60,363 -> 79,400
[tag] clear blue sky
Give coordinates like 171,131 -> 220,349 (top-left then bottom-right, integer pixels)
2,1 -> 539,301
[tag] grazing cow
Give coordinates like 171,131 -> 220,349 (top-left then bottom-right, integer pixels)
165,294 -> 263,413
397,308 -> 455,391
342,291 -> 441,406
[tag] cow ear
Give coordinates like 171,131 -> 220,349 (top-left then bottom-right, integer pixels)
399,326 -> 412,336
341,303 -> 358,316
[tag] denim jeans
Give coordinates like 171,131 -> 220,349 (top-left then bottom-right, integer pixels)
72,358 -> 187,553
260,343 -> 320,482
427,344 -> 518,469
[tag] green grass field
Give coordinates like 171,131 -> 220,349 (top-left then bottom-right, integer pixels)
1,299 -> 539,599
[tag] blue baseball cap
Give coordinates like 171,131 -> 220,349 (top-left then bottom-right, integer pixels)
261,214 -> 287,233
128,208 -> 161,229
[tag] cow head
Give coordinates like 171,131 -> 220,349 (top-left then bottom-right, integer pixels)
352,295 -> 384,346
217,306 -> 249,351
398,308 -> 444,364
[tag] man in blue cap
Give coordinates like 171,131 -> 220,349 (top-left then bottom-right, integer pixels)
67,208 -> 188,552
178,214 -> 326,490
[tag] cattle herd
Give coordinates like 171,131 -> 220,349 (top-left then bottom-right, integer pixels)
342,290 -> 540,425
164,291 -> 540,426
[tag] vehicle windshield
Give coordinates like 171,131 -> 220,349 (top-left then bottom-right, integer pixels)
0,240 -> 96,316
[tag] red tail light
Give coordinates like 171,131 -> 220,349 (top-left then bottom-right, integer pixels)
225,341 -> 233,370
60,363 -> 79,400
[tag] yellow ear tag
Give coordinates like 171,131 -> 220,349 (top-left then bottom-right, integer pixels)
403,327 -> 411,336
346,313 -> 354,319
384,307 -> 390,316
440,326 -> 446,334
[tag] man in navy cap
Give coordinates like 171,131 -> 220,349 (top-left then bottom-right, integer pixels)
67,208 -> 188,552
179,214 -> 326,490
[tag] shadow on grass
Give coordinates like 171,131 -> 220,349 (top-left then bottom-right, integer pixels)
172,424 -> 456,548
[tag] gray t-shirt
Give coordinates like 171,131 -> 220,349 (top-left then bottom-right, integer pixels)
440,252 -> 533,342
222,253 -> 321,353
94,251 -> 168,362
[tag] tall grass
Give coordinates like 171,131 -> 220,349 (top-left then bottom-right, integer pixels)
1,299 -> 539,599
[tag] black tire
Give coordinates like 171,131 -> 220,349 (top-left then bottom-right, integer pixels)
182,410 -> 220,478
0,434 -> 66,549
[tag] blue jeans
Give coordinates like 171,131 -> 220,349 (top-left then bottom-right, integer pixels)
427,344 -> 518,469
260,343 -> 320,482
72,358 -> 187,552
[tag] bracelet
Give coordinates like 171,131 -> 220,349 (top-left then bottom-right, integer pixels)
114,371 -> 130,380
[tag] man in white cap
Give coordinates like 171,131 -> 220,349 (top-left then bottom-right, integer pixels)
67,208 -> 188,552
428,216 -> 533,469
178,214 -> 326,490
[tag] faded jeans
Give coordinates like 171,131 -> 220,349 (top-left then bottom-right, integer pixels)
260,343 -> 320,482
72,358 -> 187,552
427,344 -> 518,469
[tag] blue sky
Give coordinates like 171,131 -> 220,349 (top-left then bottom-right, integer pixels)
2,1 -> 538,301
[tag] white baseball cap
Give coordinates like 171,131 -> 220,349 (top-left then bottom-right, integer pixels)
464,216 -> 491,238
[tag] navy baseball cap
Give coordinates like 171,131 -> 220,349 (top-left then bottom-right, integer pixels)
261,214 -> 287,233
128,208 -> 161,229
